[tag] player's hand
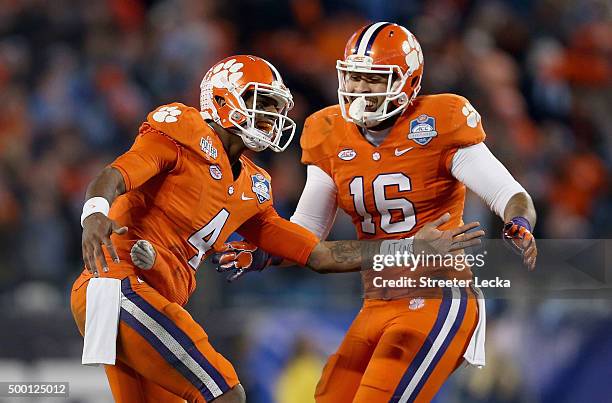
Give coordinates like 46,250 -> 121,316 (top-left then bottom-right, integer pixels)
414,213 -> 484,256
82,213 -> 128,277
130,240 -> 156,270
211,241 -> 279,282
503,217 -> 537,271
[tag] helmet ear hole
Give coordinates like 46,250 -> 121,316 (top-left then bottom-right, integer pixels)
214,95 -> 226,107
411,76 -> 419,86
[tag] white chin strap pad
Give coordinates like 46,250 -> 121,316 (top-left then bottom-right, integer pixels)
241,127 -> 269,152
348,97 -> 367,121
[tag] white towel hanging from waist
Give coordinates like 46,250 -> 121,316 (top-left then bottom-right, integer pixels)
82,278 -> 122,366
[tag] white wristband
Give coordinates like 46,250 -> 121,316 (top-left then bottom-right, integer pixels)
81,197 -> 110,227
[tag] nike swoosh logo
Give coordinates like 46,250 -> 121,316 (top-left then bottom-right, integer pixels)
241,193 -> 254,201
137,277 -> 144,283
394,147 -> 414,156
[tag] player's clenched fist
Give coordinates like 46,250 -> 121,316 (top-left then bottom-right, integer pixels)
503,216 -> 537,271
82,213 -> 128,277
131,240 -> 156,270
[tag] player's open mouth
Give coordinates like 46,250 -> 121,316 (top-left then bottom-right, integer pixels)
365,99 -> 378,111
256,119 -> 275,133
348,96 -> 378,110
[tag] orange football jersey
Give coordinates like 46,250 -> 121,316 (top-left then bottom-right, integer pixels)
86,103 -> 318,305
301,94 -> 485,298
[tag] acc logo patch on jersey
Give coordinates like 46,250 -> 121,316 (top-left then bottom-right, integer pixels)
408,114 -> 438,145
338,148 -> 357,161
251,174 -> 271,204
209,164 -> 222,180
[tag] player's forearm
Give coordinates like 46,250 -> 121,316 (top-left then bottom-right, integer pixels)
85,166 -> 127,204
503,192 -> 536,228
305,240 -> 382,274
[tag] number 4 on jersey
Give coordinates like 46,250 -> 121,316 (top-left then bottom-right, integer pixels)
187,209 -> 230,269
349,173 -> 416,234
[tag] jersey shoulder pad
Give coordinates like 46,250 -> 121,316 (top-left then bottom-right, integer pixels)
447,93 -> 486,147
146,103 -> 208,149
301,105 -> 345,173
412,94 -> 486,148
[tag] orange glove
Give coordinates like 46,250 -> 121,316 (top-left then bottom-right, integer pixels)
503,217 -> 537,271
210,241 -> 282,282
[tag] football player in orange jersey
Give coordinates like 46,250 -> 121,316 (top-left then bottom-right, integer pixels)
72,54 -> 484,403
212,23 -> 538,402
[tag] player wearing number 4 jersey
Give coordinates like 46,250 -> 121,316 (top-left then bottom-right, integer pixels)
212,23 -> 538,402
72,55 -> 308,403
71,54 -> 483,403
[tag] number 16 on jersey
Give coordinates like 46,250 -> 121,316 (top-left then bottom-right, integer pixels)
349,173 -> 416,235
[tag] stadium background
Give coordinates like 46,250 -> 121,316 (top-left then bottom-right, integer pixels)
0,0 -> 610,402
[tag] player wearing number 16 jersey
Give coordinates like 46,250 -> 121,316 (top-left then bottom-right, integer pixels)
289,23 -> 538,402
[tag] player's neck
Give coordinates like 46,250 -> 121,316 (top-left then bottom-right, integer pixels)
225,140 -> 246,166
363,113 -> 400,132
357,113 -> 400,146
209,121 -> 246,178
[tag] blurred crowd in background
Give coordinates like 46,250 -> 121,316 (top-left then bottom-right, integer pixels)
0,0 -> 610,402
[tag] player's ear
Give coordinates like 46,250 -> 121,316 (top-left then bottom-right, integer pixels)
391,72 -> 402,91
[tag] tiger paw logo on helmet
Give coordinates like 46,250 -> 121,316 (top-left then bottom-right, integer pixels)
462,102 -> 481,128
209,58 -> 244,89
152,106 -> 182,123
401,33 -> 423,75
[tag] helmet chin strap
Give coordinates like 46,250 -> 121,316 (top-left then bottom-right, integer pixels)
226,106 -> 273,152
239,126 -> 270,152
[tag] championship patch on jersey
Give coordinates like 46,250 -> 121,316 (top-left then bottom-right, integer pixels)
209,164 -> 222,180
251,174 -> 271,204
200,136 -> 218,160
408,114 -> 438,145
